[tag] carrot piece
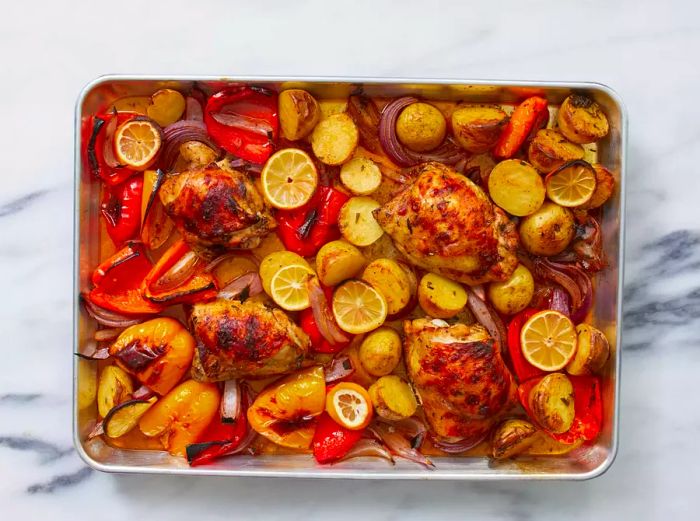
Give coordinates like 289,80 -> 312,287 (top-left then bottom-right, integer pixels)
494,97 -> 549,159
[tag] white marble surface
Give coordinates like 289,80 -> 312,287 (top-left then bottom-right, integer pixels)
2,0 -> 700,518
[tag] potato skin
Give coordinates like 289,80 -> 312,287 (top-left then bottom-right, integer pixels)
279,89 -> 320,141
566,324 -> 610,375
418,272 -> 467,319
527,129 -> 584,173
488,159 -> 545,217
179,141 -> 218,168
557,94 -> 609,144
580,164 -> 615,209
368,375 -> 418,421
396,102 -> 446,152
487,264 -> 534,315
311,113 -> 359,165
528,373 -> 575,434
451,104 -> 509,153
359,327 -> 402,377
362,258 -> 414,316
315,240 -> 366,287
491,418 -> 539,459
519,202 -> 575,256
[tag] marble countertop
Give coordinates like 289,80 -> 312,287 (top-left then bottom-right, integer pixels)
2,0 -> 699,518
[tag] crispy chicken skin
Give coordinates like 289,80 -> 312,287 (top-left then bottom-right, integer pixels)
190,299 -> 311,381
160,167 -> 276,252
404,318 -> 516,442
374,162 -> 518,285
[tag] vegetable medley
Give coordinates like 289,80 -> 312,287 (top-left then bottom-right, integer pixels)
78,83 -> 615,467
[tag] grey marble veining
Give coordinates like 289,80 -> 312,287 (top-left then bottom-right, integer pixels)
2,0 -> 700,518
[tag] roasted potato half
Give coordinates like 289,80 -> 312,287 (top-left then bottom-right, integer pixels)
311,113 -> 359,165
528,373 -> 575,434
566,324 -> 610,375
340,156 -> 382,195
179,141 -> 218,168
491,418 -> 539,459
487,264 -> 534,315
279,89 -> 321,141
368,375 -> 418,421
396,102 -> 446,152
488,159 -> 545,217
557,94 -> 609,144
97,365 -> 134,418
339,196 -> 384,247
418,272 -> 467,319
362,258 -> 415,316
451,104 -> 509,153
359,327 -> 402,377
527,129 -> 584,173
315,240 -> 366,286
519,202 -> 575,256
581,164 -> 616,209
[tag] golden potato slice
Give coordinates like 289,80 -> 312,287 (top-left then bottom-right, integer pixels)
527,129 -> 584,173
566,323 -> 610,375
112,96 -> 151,115
519,202 -> 575,256
310,113 -> 359,165
451,104 -> 509,153
488,159 -> 545,217
279,89 -> 320,141
528,373 -> 575,434
487,264 -> 535,315
418,272 -> 468,319
340,157 -> 382,195
97,365 -> 134,418
396,102 -> 446,152
318,98 -> 349,119
147,89 -> 186,127
338,196 -> 383,247
491,418 -> 539,459
315,240 -> 366,286
362,258 -> 414,316
557,94 -> 609,144
368,375 -> 418,421
580,164 -> 616,209
359,327 -> 402,377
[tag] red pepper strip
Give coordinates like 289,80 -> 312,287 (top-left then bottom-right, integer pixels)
141,239 -> 218,305
277,186 -> 350,257
517,374 -> 603,444
493,96 -> 549,159
312,412 -> 364,464
204,86 -> 278,165
85,112 -> 138,186
101,175 -> 143,247
186,395 -> 249,466
88,242 -> 163,315
506,309 -> 545,383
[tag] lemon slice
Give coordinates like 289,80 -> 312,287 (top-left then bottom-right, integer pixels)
545,160 -> 597,208
332,280 -> 387,334
326,382 -> 373,430
520,310 -> 578,371
269,264 -> 316,311
114,118 -> 162,170
261,148 -> 318,209
260,251 -> 311,295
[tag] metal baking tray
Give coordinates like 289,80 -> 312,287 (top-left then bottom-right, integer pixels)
73,76 -> 626,480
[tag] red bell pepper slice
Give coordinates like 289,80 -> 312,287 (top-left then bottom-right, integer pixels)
277,186 -> 350,257
186,395 -> 250,466
101,175 -> 143,247
84,111 -> 138,186
493,96 -> 549,159
312,412 -> 364,464
506,309 -> 545,383
88,242 -> 163,315
299,300 -> 351,355
141,239 -> 218,305
204,86 -> 278,165
518,374 -> 603,444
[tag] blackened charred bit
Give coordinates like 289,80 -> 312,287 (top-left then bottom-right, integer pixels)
87,116 -> 106,177
250,85 -> 274,97
298,208 -> 318,239
26,467 -> 93,494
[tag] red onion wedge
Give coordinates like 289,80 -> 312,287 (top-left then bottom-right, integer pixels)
549,286 -> 571,317
466,288 -> 507,355
204,252 -> 260,273
211,109 -> 274,138
386,417 -> 428,449
369,423 -> 434,468
325,356 -> 354,383
152,251 -> 202,293
132,385 -> 156,401
535,259 -> 593,324
221,379 -> 241,423
161,120 -> 220,171
431,432 -> 487,454
338,439 -> 395,465
217,272 -> 263,301
102,109 -> 122,168
86,420 -> 105,440
185,96 -> 203,121
83,298 -> 142,328
75,346 -> 110,361
307,277 -> 349,345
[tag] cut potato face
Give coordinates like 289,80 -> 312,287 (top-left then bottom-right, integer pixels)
97,365 -> 134,418
310,113 -> 359,165
278,89 -> 320,141
557,94 -> 609,144
315,240 -> 366,287
527,129 -> 584,173
487,264 -> 534,315
519,202 -> 575,256
362,258 -> 415,316
488,159 -> 545,217
112,96 -> 151,115
396,102 -> 446,152
451,104 -> 509,153
528,373 -> 575,434
338,196 -> 384,247
147,89 -> 186,127
340,157 -> 382,195
418,272 -> 467,319
566,323 -> 610,375
368,375 -> 418,421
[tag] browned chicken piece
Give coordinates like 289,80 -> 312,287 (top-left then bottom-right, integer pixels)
190,299 -> 310,381
374,162 -> 518,285
404,318 -> 516,443
160,167 -> 276,252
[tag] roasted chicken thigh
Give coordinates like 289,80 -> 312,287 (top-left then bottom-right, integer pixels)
404,318 -> 517,442
374,162 -> 518,285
